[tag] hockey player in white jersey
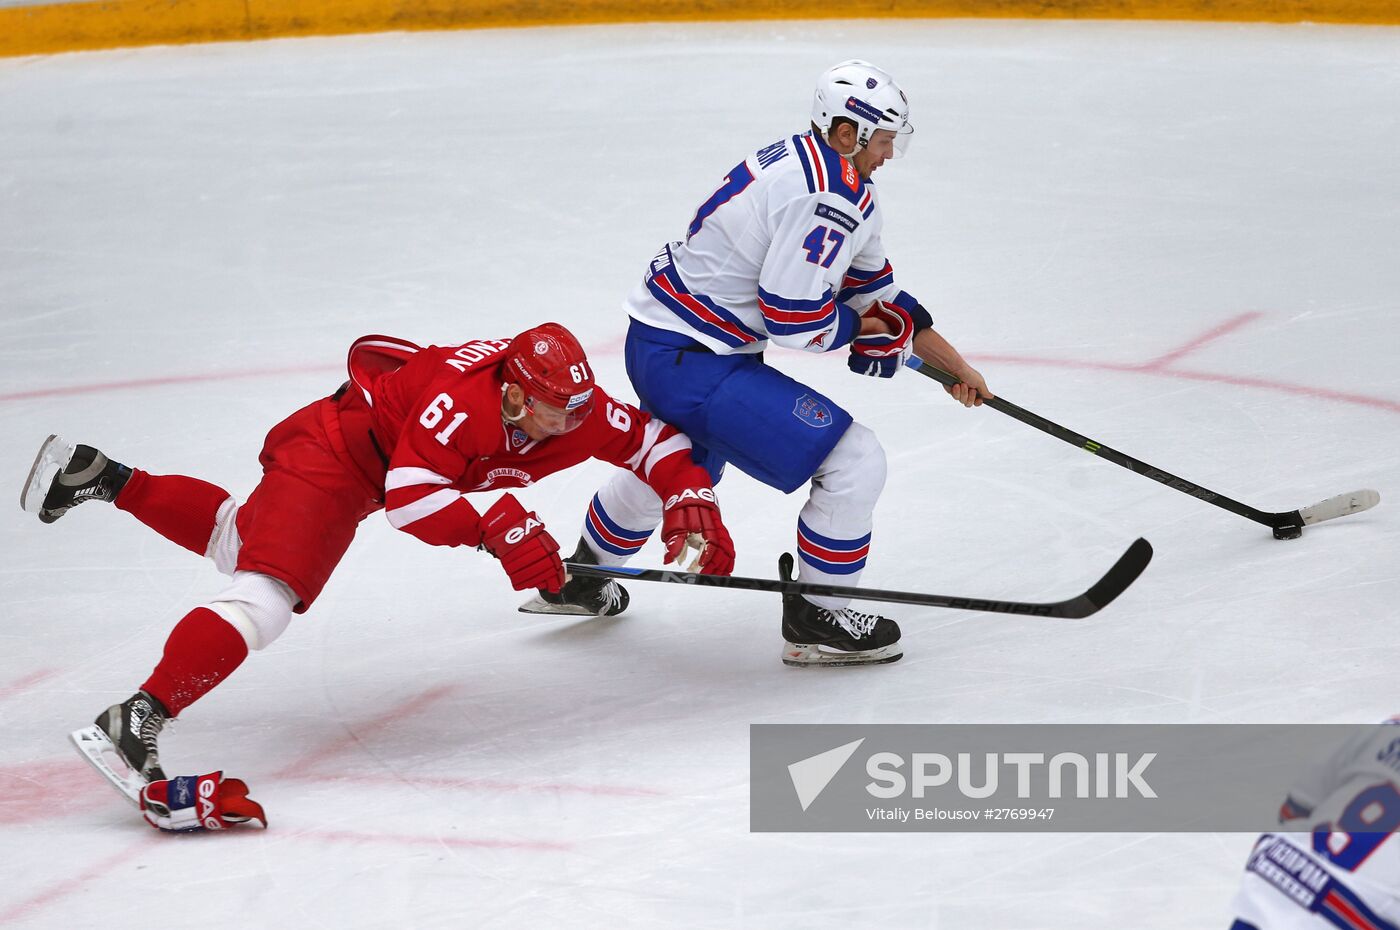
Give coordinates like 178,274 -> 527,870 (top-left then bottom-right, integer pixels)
1230,720 -> 1400,930
523,60 -> 993,667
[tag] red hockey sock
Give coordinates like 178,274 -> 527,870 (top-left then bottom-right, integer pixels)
115,469 -> 232,556
141,607 -> 250,716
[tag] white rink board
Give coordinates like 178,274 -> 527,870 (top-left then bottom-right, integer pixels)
1,20 -> 1398,929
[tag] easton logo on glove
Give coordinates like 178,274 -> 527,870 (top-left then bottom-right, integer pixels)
503,516 -> 544,546
480,492 -> 564,592
140,771 -> 268,833
659,485 -> 735,577
663,487 -> 717,510
195,774 -> 220,829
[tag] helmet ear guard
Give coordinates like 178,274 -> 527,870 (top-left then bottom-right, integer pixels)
811,59 -> 913,156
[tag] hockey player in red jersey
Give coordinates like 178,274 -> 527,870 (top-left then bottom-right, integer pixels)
21,322 -> 734,830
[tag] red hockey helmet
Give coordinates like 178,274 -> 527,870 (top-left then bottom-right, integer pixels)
502,323 -> 596,434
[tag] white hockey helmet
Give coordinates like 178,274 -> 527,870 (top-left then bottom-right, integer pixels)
811,59 -> 913,157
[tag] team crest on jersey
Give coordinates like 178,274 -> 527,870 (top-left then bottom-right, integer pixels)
510,428 -> 529,448
793,394 -> 833,428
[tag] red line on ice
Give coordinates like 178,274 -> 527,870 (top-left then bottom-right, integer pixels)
0,838 -> 155,924
273,684 -> 665,798
0,668 -> 58,702
0,758 -> 112,825
1137,311 -> 1264,370
0,339 -> 627,404
6,318 -> 1394,415
290,771 -> 667,798
297,828 -> 573,852
273,683 -> 459,776
0,363 -> 344,403
968,353 -> 1400,415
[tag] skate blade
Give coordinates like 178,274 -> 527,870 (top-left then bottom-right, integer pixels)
20,434 -> 73,516
781,641 -> 904,668
517,594 -> 609,617
70,724 -> 145,808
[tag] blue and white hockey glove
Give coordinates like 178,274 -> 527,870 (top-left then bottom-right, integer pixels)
140,771 -> 267,832
847,301 -> 914,378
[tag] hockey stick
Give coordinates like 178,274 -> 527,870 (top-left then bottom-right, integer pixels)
565,537 -> 1151,619
908,357 -> 1380,539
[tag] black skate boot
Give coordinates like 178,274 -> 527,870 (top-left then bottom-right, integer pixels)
779,553 -> 903,667
71,691 -> 169,806
518,538 -> 629,617
21,435 -> 132,524
94,691 -> 168,782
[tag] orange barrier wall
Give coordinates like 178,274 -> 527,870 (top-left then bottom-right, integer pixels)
2,0 -> 1397,58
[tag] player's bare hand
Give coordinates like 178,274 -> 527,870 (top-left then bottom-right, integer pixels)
858,312 -> 894,337
944,366 -> 993,407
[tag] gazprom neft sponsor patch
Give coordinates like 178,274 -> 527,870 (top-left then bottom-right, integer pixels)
815,202 -> 858,233
1246,835 -> 1331,908
750,724 -> 1390,832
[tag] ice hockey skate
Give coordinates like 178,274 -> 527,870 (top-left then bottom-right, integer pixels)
518,538 -> 630,617
21,434 -> 132,524
779,553 -> 903,667
70,691 -> 169,807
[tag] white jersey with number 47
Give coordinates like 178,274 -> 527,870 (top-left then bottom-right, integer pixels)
624,130 -> 907,356
1231,721 -> 1400,930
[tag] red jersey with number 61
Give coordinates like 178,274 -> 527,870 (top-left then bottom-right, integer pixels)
344,335 -> 707,549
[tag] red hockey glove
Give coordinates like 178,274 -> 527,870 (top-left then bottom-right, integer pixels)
480,493 -> 565,593
661,487 -> 735,576
848,301 -> 914,378
140,772 -> 267,832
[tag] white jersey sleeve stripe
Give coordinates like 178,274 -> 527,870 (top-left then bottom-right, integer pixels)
386,487 -> 462,528
642,434 -> 692,478
385,466 -> 453,492
624,419 -> 669,472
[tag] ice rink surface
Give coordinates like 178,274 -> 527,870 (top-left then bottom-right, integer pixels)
2,17 -> 1398,928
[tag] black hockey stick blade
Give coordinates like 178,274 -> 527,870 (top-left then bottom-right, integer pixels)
563,538 -> 1152,619
907,358 -> 1381,539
